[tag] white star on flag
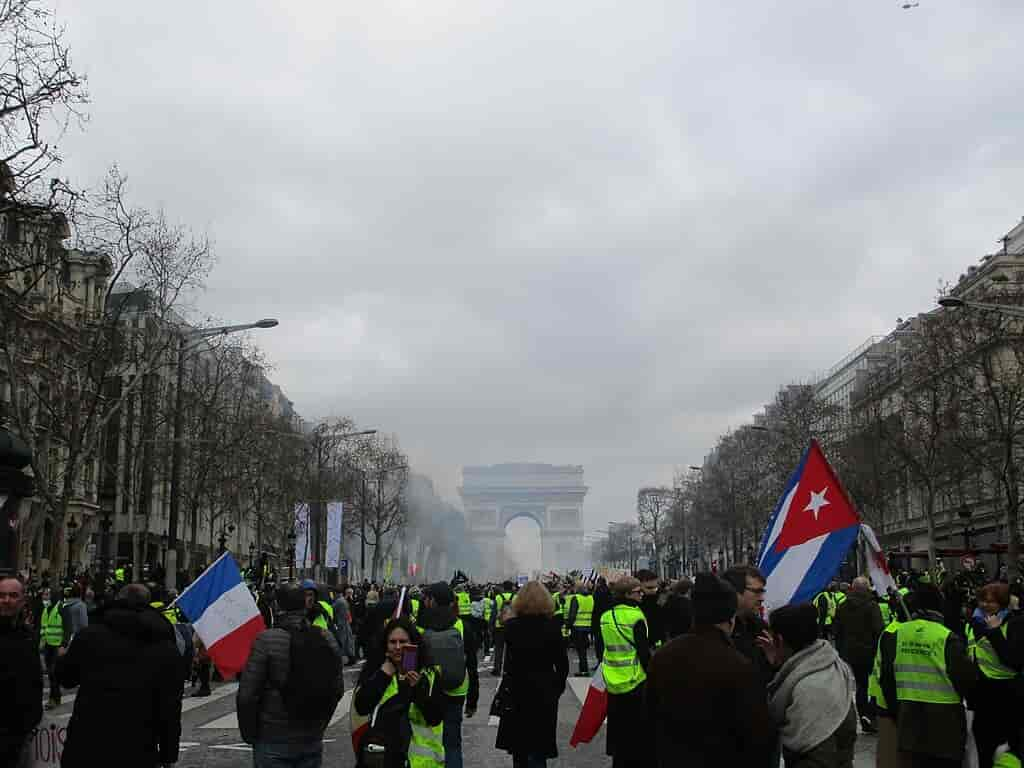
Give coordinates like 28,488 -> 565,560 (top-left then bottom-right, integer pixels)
803,488 -> 831,520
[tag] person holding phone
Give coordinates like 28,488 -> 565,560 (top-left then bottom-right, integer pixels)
354,618 -> 446,768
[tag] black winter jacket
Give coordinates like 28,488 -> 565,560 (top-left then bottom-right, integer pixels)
833,589 -> 884,668
495,615 -> 568,758
57,600 -> 182,768
0,618 -> 42,766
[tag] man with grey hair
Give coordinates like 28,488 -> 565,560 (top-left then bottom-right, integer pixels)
0,575 -> 42,766
833,575 -> 884,734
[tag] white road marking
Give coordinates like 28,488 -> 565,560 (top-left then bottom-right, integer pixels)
329,690 -> 353,728
567,677 -> 590,705
182,683 -> 239,712
201,688 -> 352,731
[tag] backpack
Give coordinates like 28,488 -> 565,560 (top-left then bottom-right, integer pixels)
280,625 -> 342,722
422,626 -> 466,691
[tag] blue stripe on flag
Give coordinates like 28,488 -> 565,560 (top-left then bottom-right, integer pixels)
176,553 -> 243,623
789,524 -> 860,606
757,444 -> 812,564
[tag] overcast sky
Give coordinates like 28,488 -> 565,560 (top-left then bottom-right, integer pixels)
53,1 -> 1024,565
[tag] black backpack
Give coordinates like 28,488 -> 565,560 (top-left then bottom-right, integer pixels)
280,625 -> 342,723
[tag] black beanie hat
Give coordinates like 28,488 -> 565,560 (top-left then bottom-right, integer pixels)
692,572 -> 738,626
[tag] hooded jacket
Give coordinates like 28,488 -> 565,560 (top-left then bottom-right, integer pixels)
57,600 -> 181,767
0,617 -> 42,765
767,639 -> 857,758
60,597 -> 89,643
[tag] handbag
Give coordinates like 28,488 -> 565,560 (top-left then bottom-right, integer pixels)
489,674 -> 514,718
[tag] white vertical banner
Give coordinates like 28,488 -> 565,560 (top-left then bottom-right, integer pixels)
325,501 -> 343,568
294,502 -> 310,570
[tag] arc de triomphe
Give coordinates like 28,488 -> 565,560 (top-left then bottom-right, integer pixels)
459,463 -> 587,579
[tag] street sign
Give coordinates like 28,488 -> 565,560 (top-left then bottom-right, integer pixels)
960,554 -> 976,571
339,559 -> 349,578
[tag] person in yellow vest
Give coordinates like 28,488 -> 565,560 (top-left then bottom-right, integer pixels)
39,586 -> 64,709
868,619 -> 902,768
878,584 -> 977,767
565,583 -> 594,676
491,581 -> 515,677
302,579 -> 335,633
417,582 -> 479,768
599,577 -> 652,768
353,617 -> 446,768
966,582 -> 1019,768
813,582 -> 841,640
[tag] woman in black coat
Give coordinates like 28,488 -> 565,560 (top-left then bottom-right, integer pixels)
495,581 -> 569,768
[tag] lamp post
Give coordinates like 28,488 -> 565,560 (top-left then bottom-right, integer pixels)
166,318 -> 278,591
0,427 -> 33,575
98,508 -> 113,596
287,527 -> 297,580
217,523 -> 235,555
65,517 -> 78,582
938,296 -> 1024,319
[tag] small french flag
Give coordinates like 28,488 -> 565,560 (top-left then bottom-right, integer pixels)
176,553 -> 265,679
569,665 -> 607,747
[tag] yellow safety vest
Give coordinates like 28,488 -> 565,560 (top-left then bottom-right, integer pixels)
572,595 -> 594,629
966,623 -> 1016,681
815,591 -> 838,626
150,601 -> 179,625
41,603 -> 63,647
313,600 -> 334,631
115,567 -> 125,582
368,669 -> 444,768
456,591 -> 471,618
599,604 -> 647,695
994,751 -> 1022,768
410,599 -> 420,623
496,593 -> 513,627
893,619 -> 960,705
482,598 -> 493,623
868,621 -> 900,710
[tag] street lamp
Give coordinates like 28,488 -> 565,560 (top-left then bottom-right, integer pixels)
938,296 -> 1024,319
166,318 -> 279,591
287,527 -> 297,580
65,517 -> 78,582
217,523 -> 235,555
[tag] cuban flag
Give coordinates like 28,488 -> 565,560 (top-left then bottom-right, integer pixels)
757,440 -> 860,612
176,552 -> 265,679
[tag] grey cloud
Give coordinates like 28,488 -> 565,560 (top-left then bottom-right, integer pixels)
51,0 -> 1024,553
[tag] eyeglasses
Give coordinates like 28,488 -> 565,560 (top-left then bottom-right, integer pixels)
745,586 -> 766,595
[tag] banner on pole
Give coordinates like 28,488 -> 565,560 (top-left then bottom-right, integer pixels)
293,502 -> 310,570
325,501 -> 343,569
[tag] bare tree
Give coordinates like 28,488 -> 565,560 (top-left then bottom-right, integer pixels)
2,168 -> 211,583
637,486 -> 673,577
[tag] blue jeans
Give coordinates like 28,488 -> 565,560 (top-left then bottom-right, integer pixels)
442,695 -> 464,768
253,742 -> 323,768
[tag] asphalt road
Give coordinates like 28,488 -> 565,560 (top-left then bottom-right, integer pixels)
43,649 -> 878,767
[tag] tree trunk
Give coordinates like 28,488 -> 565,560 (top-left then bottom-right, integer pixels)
1004,474 -> 1021,579
923,486 -> 937,571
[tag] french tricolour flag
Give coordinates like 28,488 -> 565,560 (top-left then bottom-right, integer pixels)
176,552 -> 265,679
757,440 -> 860,612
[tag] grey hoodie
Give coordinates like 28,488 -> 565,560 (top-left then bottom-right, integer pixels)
767,639 -> 856,755
61,598 -> 89,643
